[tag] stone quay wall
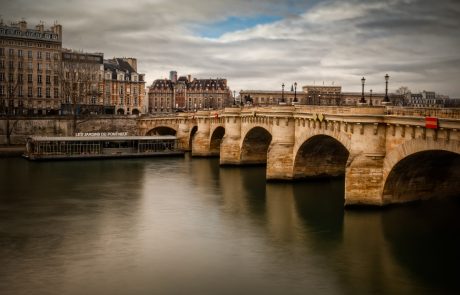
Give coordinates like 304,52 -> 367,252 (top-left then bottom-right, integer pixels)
0,116 -> 139,145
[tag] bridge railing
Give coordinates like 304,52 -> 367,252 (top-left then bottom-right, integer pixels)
385,107 -> 460,119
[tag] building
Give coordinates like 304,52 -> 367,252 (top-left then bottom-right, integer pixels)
0,20 -> 62,115
240,84 -> 405,107
149,71 -> 231,113
60,48 -> 105,115
103,58 -> 145,115
239,90 -> 304,105
409,91 -> 446,108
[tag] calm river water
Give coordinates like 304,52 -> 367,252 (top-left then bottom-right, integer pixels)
0,155 -> 459,295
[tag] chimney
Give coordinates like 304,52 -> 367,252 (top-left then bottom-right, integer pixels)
51,23 -> 62,41
125,58 -> 137,72
19,20 -> 27,31
36,22 -> 44,32
187,74 -> 192,82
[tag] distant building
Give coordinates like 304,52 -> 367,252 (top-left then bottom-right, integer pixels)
0,20 -> 62,115
408,91 -> 446,108
103,58 -> 145,115
240,84 -> 404,106
148,71 -> 231,113
239,90 -> 304,105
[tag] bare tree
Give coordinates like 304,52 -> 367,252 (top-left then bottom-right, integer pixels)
1,49 -> 23,145
58,53 -> 102,135
395,86 -> 411,106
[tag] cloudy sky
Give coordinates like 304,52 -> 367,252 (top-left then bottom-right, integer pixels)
2,0 -> 460,96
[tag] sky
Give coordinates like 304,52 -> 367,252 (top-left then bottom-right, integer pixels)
1,0 -> 460,96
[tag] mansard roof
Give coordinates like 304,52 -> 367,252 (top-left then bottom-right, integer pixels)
104,58 -> 135,73
150,77 -> 229,91
151,79 -> 174,90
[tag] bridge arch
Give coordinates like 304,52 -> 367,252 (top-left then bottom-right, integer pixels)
240,126 -> 272,164
293,134 -> 350,179
146,126 -> 177,136
210,126 -> 225,156
382,139 -> 460,204
188,126 -> 198,150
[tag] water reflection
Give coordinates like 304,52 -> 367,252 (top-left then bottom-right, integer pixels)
0,156 -> 459,294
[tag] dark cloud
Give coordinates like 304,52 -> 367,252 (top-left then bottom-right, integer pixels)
1,0 -> 459,96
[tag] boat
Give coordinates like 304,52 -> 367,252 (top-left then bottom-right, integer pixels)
23,135 -> 185,161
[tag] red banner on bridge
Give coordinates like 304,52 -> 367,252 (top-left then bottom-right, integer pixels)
425,117 -> 438,129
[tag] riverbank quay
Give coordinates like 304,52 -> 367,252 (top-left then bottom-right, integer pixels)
0,145 -> 25,157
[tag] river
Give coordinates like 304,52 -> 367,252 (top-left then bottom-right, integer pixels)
0,156 -> 459,294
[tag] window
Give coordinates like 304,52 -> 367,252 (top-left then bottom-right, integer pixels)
18,49 -> 23,57
46,63 -> 50,71
54,75 -> 58,85
0,72 -> 3,82
28,86 -> 33,97
8,48 -> 14,56
38,75 -> 42,84
28,74 -> 33,83
37,51 -> 42,59
0,85 -> 3,96
18,74 -> 23,83
54,87 -> 59,98
0,48 -> 4,56
37,63 -> 42,71
46,87 -> 50,98
37,87 -> 42,97
46,75 -> 50,84
28,62 -> 33,70
9,60 -> 14,69
0,60 -> 4,69
45,52 -> 50,60
18,86 -> 23,97
8,73 -> 13,82
28,51 -> 32,59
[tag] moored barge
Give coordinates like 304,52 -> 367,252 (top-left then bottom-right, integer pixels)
23,135 -> 185,160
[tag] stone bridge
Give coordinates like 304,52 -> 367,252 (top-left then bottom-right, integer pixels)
138,106 -> 460,207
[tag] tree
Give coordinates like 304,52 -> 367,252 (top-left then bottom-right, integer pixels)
1,49 -> 23,145
395,86 -> 411,106
58,52 -> 102,135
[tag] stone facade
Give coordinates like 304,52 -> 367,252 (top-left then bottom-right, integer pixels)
0,20 -> 62,115
148,72 -> 231,113
103,58 -> 146,115
0,116 -> 138,144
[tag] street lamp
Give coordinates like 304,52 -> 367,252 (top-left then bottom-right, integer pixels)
383,74 -> 390,103
281,83 -> 285,103
294,82 -> 298,103
360,77 -> 366,104
369,89 -> 373,106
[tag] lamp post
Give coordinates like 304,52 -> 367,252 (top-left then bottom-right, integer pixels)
281,83 -> 285,103
294,82 -> 298,103
383,74 -> 390,103
369,89 -> 373,106
360,77 -> 366,104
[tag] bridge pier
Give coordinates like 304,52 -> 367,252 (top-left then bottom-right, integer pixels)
220,110 -> 243,165
344,154 -> 386,206
192,114 -> 212,156
266,142 -> 295,180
